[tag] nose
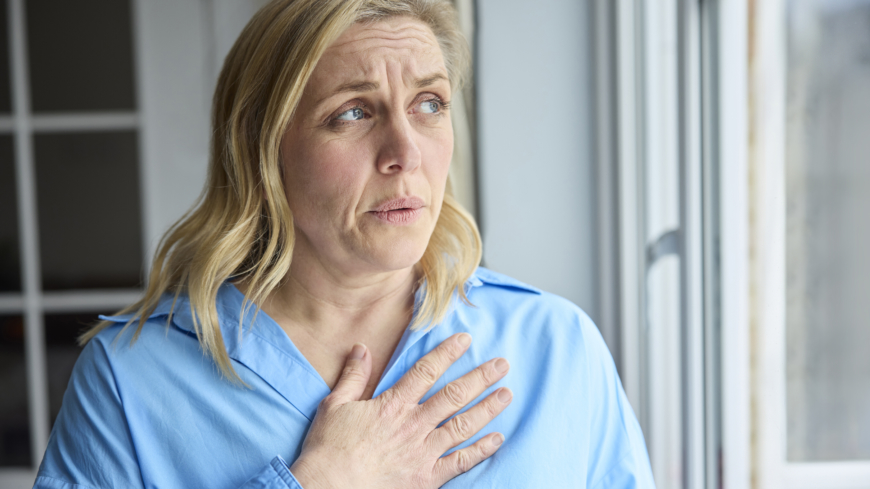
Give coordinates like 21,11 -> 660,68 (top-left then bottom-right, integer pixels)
375,115 -> 422,174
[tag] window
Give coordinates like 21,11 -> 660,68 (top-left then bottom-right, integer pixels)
0,1 -> 250,485
0,0 -> 142,475
751,0 -> 870,486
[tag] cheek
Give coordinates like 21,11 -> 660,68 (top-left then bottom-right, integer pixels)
283,141 -> 370,223
422,130 -> 453,191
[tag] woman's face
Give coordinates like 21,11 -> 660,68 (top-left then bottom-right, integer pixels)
281,17 -> 453,277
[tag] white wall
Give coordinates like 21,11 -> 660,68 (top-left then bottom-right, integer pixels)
135,0 -> 267,262
476,0 -> 598,319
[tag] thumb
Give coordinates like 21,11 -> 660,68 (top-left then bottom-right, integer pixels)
329,343 -> 372,403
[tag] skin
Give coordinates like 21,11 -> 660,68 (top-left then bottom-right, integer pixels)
265,15 -> 454,399
256,17 -> 513,489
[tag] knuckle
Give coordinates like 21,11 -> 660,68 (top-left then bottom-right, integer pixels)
378,387 -> 397,406
411,359 -> 440,385
484,396 -> 501,418
447,338 -> 465,358
450,415 -> 472,440
479,362 -> 499,385
398,413 -> 421,439
441,381 -> 468,407
341,365 -> 366,382
318,394 -> 337,411
378,393 -> 402,418
478,439 -> 493,458
454,449 -> 473,473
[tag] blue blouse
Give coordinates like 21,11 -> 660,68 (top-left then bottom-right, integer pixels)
35,267 -> 654,488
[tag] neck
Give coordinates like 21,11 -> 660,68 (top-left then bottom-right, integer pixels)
255,241 -> 419,346
234,240 -> 421,395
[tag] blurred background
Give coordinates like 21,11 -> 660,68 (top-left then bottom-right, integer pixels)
0,0 -> 868,488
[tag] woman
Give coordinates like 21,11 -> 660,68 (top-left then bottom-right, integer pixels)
35,0 -> 654,487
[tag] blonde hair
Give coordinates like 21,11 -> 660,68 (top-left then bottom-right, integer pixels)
81,0 -> 482,382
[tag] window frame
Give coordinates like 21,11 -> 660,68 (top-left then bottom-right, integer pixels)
0,0 -> 229,485
750,0 -> 870,486
0,0 -> 146,481
606,1 -> 753,487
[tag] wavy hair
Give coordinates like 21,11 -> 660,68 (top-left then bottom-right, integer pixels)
80,0 -> 482,382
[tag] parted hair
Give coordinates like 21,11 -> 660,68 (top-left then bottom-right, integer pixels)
80,0 -> 482,382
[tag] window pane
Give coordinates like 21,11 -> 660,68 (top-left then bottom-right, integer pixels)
35,132 -> 142,290
0,314 -> 31,467
45,312 -> 93,428
27,0 -> 135,112
786,0 -> 870,461
0,136 -> 18,292
0,0 -> 12,113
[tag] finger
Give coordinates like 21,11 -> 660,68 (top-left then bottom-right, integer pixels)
387,333 -> 471,403
325,343 -> 372,405
420,357 -> 510,423
433,432 -> 504,486
429,388 -> 512,451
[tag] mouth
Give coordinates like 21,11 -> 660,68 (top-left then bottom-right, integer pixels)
368,196 -> 425,225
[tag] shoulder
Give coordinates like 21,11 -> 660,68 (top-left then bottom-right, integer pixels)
466,267 -> 600,334
80,296 -> 216,390
461,267 -> 610,362
459,269 -> 653,484
90,303 -> 196,356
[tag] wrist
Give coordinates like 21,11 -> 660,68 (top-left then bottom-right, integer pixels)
289,458 -> 318,489
290,454 -> 344,489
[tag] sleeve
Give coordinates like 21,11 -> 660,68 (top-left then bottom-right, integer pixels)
33,334 -> 307,489
237,456 -> 306,489
35,336 -> 144,488
579,314 -> 657,489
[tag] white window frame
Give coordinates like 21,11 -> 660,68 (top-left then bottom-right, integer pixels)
611,0 -> 720,487
0,1 -> 264,486
2,0 -> 145,484
717,1 -> 751,488
750,0 -> 870,487
608,1 -> 754,488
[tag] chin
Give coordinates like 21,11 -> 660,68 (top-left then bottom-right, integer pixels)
365,237 -> 429,273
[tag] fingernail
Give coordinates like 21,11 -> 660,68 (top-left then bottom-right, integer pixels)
497,388 -> 512,403
492,434 -> 504,447
456,333 -> 471,348
494,358 -> 509,374
349,343 -> 366,360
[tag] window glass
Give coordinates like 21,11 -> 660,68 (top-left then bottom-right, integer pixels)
0,314 -> 30,467
0,136 -> 18,292
45,312 -> 93,428
35,131 -> 142,290
27,0 -> 135,112
786,0 -> 870,461
0,0 -> 11,113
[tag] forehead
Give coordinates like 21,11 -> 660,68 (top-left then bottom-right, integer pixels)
312,17 -> 446,83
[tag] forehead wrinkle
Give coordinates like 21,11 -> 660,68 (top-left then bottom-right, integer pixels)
327,37 -> 440,67
327,21 -> 437,52
305,21 -> 447,110
319,47 -> 442,86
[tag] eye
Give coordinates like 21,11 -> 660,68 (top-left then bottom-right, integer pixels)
335,107 -> 365,121
418,99 -> 441,114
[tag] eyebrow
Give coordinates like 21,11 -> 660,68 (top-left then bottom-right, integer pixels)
333,80 -> 380,96
414,73 -> 448,88
316,72 -> 449,107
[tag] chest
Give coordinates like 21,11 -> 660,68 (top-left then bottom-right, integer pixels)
117,314 -> 599,488
288,327 -> 405,399
121,358 -> 591,489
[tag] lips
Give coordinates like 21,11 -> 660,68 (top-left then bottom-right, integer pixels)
369,196 -> 425,225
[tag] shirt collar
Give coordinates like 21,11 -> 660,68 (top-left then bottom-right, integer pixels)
469,266 -> 542,294
100,284 -> 330,420
98,267 -> 539,420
